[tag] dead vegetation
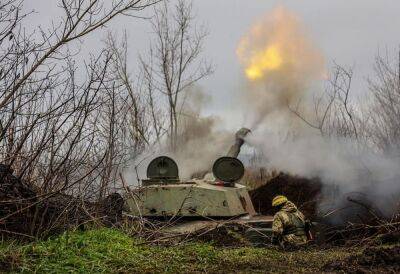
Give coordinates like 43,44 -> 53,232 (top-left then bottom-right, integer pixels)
0,0 -> 211,239
0,0 -> 161,239
0,163 -> 123,238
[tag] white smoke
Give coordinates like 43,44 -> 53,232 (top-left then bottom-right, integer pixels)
245,126 -> 400,216
124,88 -> 235,183
235,6 -> 400,217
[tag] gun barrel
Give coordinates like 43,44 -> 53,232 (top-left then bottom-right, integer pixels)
226,128 -> 251,158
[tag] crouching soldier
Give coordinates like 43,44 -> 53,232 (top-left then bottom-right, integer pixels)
271,195 -> 308,248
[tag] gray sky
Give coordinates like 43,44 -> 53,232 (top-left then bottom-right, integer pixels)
25,0 -> 400,128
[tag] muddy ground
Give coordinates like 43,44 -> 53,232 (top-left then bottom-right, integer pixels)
249,172 -> 322,217
324,245 -> 400,273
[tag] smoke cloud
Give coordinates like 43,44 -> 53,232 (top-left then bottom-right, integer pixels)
236,7 -> 400,217
245,129 -> 400,217
236,6 -> 324,128
169,88 -> 234,179
126,88 -> 235,182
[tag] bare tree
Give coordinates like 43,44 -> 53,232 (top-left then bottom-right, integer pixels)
288,49 -> 400,157
288,63 -> 360,140
0,0 -> 160,237
106,33 -> 155,148
367,50 -> 400,154
140,0 -> 213,149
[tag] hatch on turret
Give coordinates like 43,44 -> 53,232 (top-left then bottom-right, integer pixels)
143,156 -> 180,186
213,156 -> 245,186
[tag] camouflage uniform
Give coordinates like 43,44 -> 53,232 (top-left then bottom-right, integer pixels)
272,201 -> 307,247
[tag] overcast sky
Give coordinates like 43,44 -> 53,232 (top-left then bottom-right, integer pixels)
25,0 -> 400,128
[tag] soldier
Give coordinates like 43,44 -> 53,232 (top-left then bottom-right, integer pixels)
271,195 -> 308,248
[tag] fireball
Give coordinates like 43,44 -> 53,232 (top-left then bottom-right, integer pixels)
245,45 -> 282,80
236,7 -> 324,84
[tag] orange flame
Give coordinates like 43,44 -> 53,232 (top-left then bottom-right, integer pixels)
235,6 -> 325,129
245,45 -> 282,80
236,7 -> 324,84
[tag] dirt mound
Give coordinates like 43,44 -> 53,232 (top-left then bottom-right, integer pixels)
0,164 -> 123,238
194,225 -> 251,247
323,245 -> 400,273
249,173 -> 322,218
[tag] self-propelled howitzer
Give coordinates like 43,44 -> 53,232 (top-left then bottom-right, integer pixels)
124,128 -> 257,218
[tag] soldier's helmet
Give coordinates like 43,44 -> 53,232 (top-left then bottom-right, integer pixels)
272,195 -> 288,207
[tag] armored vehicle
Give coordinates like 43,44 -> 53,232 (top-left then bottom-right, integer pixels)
125,155 -> 256,218
124,128 -> 258,217
124,128 -> 272,239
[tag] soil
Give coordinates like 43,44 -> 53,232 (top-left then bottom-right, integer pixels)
323,245 -> 400,273
194,224 -> 251,247
249,173 -> 322,218
376,231 -> 400,245
0,163 -> 123,238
